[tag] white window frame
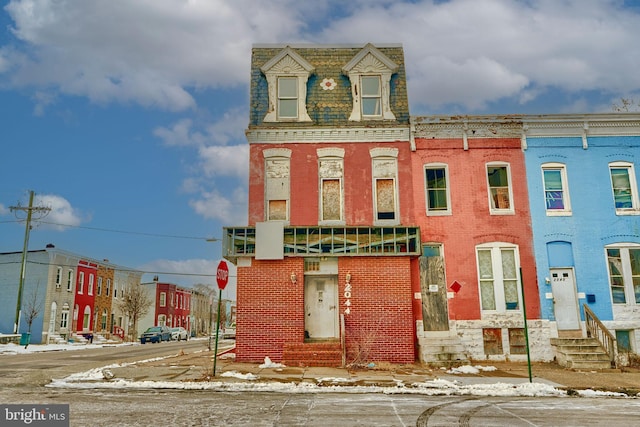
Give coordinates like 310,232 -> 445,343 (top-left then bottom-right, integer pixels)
106,279 -> 111,296
475,242 -> 522,313
160,292 -> 166,308
261,47 -> 314,123
371,148 -> 400,225
360,75 -> 382,118
342,44 -> 398,122
318,148 -> 345,225
425,163 -> 451,216
264,148 -> 291,223
609,162 -> 640,215
486,163 -> 515,215
277,76 -> 299,120
97,277 -> 102,296
78,272 -> 85,294
88,274 -> 94,296
60,309 -> 69,329
541,163 -> 571,216
606,244 -> 640,305
55,267 -> 62,288
67,270 -> 74,292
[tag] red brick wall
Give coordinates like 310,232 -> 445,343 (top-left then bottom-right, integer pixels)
248,142 -> 415,226
235,256 -> 415,365
410,137 -> 540,320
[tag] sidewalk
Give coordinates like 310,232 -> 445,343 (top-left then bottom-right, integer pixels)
101,348 -> 640,396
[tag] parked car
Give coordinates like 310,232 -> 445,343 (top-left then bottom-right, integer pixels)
140,326 -> 171,344
170,327 -> 188,341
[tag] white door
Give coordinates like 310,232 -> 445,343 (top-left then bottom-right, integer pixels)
304,276 -> 338,339
550,268 -> 580,330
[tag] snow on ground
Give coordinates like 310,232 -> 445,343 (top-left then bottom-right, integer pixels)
1,342 -> 632,398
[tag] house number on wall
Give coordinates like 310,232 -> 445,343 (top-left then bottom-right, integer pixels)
344,282 -> 352,315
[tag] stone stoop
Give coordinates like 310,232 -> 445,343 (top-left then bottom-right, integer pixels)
283,341 -> 343,367
551,337 -> 613,370
418,334 -> 469,367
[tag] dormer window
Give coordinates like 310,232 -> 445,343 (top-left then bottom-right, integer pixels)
343,44 -> 398,122
261,47 -> 315,123
277,77 -> 298,119
361,75 -> 382,117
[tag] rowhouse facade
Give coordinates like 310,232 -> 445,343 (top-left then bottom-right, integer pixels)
227,43 -> 640,367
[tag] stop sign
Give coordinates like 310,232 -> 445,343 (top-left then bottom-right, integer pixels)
216,260 -> 229,290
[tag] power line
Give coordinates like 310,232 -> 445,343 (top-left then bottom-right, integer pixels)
31,220 -> 219,241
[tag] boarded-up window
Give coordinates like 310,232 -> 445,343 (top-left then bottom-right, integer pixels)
322,179 -> 341,221
268,200 -> 287,221
483,328 -> 503,355
508,328 -> 527,354
376,178 -> 395,220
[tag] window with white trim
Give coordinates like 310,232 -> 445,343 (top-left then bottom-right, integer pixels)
371,148 -> 399,224
318,148 -> 345,223
60,307 -> 69,329
67,270 -> 73,292
78,272 -> 85,294
487,163 -> 514,214
425,164 -> 451,215
97,277 -> 102,296
361,75 -> 382,117
106,279 -> 111,296
342,44 -> 398,122
542,163 -> 571,215
277,76 -> 298,119
160,292 -> 166,307
55,267 -> 62,288
88,274 -> 94,295
606,244 -> 640,305
261,47 -> 314,123
476,243 -> 521,312
264,148 -> 291,222
609,162 -> 639,214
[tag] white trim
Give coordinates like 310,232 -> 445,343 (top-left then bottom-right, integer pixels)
609,161 -> 640,215
486,162 -> 515,215
247,127 -> 410,144
541,162 -> 572,216
424,163 -> 452,216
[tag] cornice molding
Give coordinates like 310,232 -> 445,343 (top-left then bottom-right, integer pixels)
246,127 -> 410,143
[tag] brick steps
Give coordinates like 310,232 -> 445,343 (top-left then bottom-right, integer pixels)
283,341 -> 343,367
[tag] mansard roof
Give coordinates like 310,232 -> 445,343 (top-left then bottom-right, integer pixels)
249,43 -> 409,129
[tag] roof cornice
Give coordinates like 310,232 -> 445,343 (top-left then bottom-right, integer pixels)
245,126 -> 410,144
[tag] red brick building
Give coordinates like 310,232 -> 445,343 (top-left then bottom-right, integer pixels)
226,44 -> 419,366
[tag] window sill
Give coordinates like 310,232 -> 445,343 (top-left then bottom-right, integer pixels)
489,210 -> 515,216
545,210 -> 572,217
426,210 -> 452,216
614,209 -> 640,216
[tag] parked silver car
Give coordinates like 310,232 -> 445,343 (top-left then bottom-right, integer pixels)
170,327 -> 188,341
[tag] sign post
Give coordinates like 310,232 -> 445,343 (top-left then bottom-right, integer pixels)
213,260 -> 229,376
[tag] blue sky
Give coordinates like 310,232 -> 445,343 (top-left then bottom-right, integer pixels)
1,0 -> 640,300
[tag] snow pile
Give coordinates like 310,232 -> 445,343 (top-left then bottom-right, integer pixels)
446,365 -> 498,375
220,371 -> 258,380
259,356 -> 285,369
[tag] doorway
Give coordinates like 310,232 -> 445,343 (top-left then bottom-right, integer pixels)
550,268 -> 581,331
304,275 -> 338,339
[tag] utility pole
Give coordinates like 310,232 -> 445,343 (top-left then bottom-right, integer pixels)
9,190 -> 51,334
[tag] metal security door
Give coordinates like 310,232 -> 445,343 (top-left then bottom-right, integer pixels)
304,276 -> 338,339
550,268 -> 580,330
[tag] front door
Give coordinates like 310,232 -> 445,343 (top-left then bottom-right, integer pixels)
419,254 -> 449,331
550,268 -> 580,330
304,276 -> 338,339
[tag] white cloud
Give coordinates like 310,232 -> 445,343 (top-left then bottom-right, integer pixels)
189,187 -> 248,224
198,145 -> 249,179
33,194 -> 86,230
2,0 -> 639,113
0,203 -> 8,215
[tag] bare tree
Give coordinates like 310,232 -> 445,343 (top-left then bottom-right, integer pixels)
117,284 -> 153,342
23,281 -> 43,348
612,97 -> 640,112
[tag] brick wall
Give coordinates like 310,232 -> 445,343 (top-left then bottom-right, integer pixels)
235,256 -> 415,365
